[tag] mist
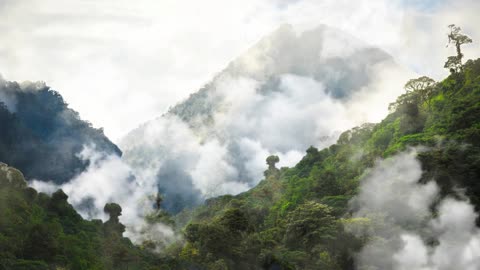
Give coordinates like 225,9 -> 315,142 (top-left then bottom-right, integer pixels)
121,25 -> 414,212
1,0 -> 479,141
31,144 -> 179,249
349,150 -> 480,270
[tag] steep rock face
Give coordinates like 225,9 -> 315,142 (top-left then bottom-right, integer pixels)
121,24 -> 409,213
0,78 -> 121,183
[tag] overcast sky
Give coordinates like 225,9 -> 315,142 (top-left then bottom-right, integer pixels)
0,0 -> 479,141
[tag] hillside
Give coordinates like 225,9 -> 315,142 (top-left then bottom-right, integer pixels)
1,24 -> 478,270
167,58 -> 480,269
1,56 -> 478,270
0,162 -> 176,270
0,78 -> 121,183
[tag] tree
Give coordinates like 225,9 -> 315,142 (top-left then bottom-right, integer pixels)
104,203 -> 122,222
264,155 -> 281,178
445,24 -> 472,72
388,91 -> 420,114
284,201 -> 338,251
444,56 -> 462,73
48,189 -> 73,216
103,203 -> 125,236
219,208 -> 250,233
155,192 -> 163,210
24,222 -> 62,262
266,155 -> 280,170
388,76 -> 436,114
404,76 -> 436,105
404,76 -> 436,93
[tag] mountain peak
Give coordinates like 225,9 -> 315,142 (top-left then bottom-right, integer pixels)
225,23 -> 384,81
121,24 -> 407,213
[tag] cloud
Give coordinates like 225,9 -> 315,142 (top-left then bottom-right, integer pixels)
30,144 -> 179,249
348,150 -> 480,270
121,114 -> 253,212
0,0 -> 478,141
120,25 -> 413,211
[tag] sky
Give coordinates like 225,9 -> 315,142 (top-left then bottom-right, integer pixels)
0,0 -> 479,141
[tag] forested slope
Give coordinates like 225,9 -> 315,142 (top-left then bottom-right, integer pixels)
1,39 -> 479,270
0,162 -> 176,270
171,58 -> 480,269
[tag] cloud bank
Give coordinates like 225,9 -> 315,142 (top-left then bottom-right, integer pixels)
349,150 -> 480,270
120,25 -> 413,212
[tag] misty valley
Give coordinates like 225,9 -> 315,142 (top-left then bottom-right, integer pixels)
1,2 -> 480,270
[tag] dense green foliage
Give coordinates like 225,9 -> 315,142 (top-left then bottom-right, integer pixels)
2,53 -> 480,269
0,79 -> 121,184
167,58 -> 480,269
0,163 -> 175,270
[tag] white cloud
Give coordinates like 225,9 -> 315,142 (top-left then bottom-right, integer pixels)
119,24 -> 415,208
349,150 -> 480,270
30,144 -> 179,249
0,0 -> 478,141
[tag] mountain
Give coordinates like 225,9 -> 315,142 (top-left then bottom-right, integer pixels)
120,24 -> 410,213
0,78 -> 121,184
3,56 -> 478,270
168,24 -> 390,126
168,58 -> 480,269
1,30 -> 479,269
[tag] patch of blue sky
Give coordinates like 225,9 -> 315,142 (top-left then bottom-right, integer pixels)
397,0 -> 447,12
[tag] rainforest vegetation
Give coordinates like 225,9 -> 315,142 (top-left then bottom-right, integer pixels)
1,25 -> 479,269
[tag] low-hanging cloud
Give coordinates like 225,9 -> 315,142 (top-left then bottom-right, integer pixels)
120,25 -> 413,212
349,150 -> 480,270
31,144 -> 180,249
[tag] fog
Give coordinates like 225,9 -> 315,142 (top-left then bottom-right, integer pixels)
349,150 -> 480,270
121,25 -> 413,212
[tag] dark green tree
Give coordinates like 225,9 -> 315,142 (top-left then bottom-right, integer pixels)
445,24 -> 472,72
284,201 -> 337,251
264,155 -> 280,178
104,203 -> 122,222
219,208 -> 250,233
103,203 -> 125,236
266,155 -> 280,170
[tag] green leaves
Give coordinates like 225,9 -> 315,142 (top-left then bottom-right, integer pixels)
0,164 -> 166,270
446,24 -> 473,72
175,57 -> 480,269
284,202 -> 338,251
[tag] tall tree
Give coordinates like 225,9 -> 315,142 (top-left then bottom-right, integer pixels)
404,76 -> 436,106
445,24 -> 472,72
